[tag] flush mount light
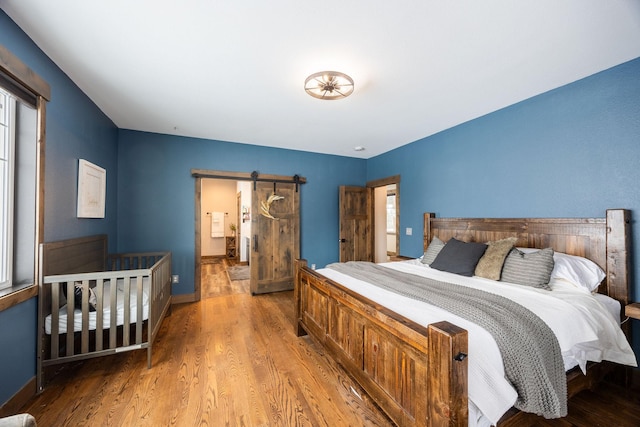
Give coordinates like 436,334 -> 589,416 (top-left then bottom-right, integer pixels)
304,71 -> 354,100
353,146 -> 365,152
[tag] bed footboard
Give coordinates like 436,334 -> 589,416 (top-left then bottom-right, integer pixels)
294,260 -> 468,427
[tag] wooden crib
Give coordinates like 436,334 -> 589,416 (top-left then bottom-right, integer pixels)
36,235 -> 172,391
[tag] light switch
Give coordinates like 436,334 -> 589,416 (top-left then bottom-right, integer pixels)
406,227 -> 412,236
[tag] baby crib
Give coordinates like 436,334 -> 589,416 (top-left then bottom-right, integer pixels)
36,235 -> 172,391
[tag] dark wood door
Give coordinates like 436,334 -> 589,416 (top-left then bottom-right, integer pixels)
250,181 -> 300,294
339,185 -> 372,262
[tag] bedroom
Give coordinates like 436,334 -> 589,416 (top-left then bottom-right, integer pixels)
1,1 -> 640,425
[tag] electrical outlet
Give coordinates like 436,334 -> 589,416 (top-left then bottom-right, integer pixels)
172,275 -> 179,284
406,227 -> 412,236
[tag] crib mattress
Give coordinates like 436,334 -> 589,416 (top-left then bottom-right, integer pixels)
45,277 -> 150,335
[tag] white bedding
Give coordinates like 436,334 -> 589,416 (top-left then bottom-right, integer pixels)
317,260 -> 637,427
45,277 -> 150,335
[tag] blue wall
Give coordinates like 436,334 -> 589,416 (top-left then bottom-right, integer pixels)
0,13 -> 119,246
368,56 -> 640,351
368,56 -> 640,278
0,11 -> 119,405
117,130 -> 366,294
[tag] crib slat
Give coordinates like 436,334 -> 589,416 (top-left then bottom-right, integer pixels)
136,274 -> 143,344
95,279 -> 104,351
80,280 -> 90,354
123,277 -> 131,347
110,279 -> 117,349
51,282 -> 60,359
66,282 -> 74,357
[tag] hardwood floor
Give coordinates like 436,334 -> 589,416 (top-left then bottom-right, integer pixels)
201,256 -> 249,298
19,262 -> 640,426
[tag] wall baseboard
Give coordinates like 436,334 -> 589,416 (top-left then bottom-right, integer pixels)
0,376 -> 36,417
171,293 -> 196,304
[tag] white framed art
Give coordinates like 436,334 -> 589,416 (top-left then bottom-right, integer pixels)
77,159 -> 106,218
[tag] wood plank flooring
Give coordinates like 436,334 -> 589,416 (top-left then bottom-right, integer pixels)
201,256 -> 249,297
19,259 -> 640,426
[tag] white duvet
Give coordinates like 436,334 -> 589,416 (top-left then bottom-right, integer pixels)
45,277 -> 150,335
317,260 -> 637,427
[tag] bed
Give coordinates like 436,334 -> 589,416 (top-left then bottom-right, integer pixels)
36,235 -> 172,392
294,209 -> 636,427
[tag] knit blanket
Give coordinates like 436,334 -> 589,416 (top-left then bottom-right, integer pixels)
327,261 -> 567,418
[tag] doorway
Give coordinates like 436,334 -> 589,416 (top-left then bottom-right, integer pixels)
192,169 -> 305,302
370,176 -> 400,262
337,175 -> 400,263
374,184 -> 398,262
198,179 -> 251,299
200,178 -> 242,263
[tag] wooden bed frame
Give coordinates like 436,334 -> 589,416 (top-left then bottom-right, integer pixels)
36,235 -> 172,392
294,209 -> 631,427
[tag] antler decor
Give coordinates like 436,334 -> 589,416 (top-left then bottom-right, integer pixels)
260,193 -> 284,220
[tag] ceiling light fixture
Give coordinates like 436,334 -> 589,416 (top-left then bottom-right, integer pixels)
304,71 -> 354,100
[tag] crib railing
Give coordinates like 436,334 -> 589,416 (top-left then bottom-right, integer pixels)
38,252 -> 171,387
106,252 -> 167,271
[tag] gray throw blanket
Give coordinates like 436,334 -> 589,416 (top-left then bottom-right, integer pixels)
327,261 -> 567,418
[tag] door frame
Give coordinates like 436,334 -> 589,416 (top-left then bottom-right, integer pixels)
367,175 -> 401,259
188,169 -> 306,303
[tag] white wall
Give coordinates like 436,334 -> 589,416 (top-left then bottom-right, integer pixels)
237,181 -> 252,263
201,179 -> 238,256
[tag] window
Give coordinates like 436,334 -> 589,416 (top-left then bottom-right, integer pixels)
0,89 -> 15,290
386,192 -> 396,234
0,45 -> 48,306
0,86 -> 37,291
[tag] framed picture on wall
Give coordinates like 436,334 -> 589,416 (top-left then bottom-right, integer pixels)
77,159 -> 106,218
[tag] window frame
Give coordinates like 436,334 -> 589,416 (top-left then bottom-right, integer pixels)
0,45 -> 49,310
0,89 -> 16,290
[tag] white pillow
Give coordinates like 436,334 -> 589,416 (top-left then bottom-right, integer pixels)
517,248 -> 605,292
553,252 -> 606,292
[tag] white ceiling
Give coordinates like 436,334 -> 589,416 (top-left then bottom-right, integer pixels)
2,1 -> 640,159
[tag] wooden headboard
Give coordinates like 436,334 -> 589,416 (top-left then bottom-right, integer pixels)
423,209 -> 631,309
40,234 -> 108,277
38,234 -> 108,317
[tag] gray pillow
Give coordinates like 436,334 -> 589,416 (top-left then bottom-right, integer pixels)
421,237 -> 445,265
475,237 -> 517,280
429,238 -> 487,277
501,247 -> 555,290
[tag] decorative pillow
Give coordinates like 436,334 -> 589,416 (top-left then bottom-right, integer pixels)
474,237 -> 517,280
72,282 -> 97,312
429,238 -> 488,277
516,248 -> 605,292
501,247 -> 555,290
421,237 -> 446,265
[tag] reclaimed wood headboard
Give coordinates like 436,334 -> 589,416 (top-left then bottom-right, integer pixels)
423,209 -> 631,313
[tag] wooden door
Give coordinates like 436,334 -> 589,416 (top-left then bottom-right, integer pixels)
339,186 -> 372,262
250,181 -> 300,294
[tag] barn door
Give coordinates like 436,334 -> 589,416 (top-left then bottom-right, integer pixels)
339,185 -> 373,262
250,181 -> 300,294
